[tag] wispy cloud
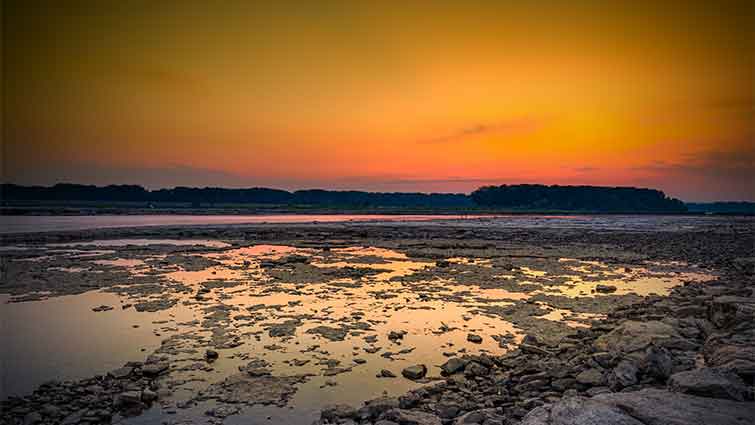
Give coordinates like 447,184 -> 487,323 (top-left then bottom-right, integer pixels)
418,118 -> 544,144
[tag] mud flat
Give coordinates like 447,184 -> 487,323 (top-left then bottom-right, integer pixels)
1,216 -> 753,424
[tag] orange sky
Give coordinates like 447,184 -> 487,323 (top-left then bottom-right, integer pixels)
3,0 -> 754,200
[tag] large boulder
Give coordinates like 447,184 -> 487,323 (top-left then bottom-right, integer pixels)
521,395 -> 644,425
522,389 -> 755,425
668,368 -> 749,401
594,388 -> 755,425
594,321 -> 682,354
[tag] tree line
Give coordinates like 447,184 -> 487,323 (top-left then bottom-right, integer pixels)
1,183 -> 689,212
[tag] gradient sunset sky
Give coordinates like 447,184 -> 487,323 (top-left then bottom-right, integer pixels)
3,1 -> 753,201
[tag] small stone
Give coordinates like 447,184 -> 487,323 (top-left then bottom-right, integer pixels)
379,369 -> 396,378
440,357 -> 469,375
467,334 -> 483,344
595,284 -> 617,293
141,389 -> 158,403
402,364 -> 427,380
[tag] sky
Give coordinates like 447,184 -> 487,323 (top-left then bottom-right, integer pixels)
3,0 -> 753,201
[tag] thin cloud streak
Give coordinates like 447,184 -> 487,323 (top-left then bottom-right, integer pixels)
418,118 -> 544,144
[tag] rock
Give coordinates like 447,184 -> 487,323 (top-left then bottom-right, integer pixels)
576,368 -> 605,386
23,412 -> 43,425
379,369 -> 397,378
108,366 -> 133,379
436,403 -> 461,419
708,296 -> 755,328
321,404 -> 358,421
383,409 -> 442,425
521,395 -> 643,425
521,344 -> 552,356
92,305 -> 114,312
402,364 -> 427,380
595,284 -> 617,293
206,405 -> 241,418
591,352 -> 614,368
141,389 -> 158,403
642,344 -> 673,380
362,396 -> 400,419
609,360 -> 638,390
704,342 -> 755,380
595,388 -> 755,425
463,361 -> 488,377
668,368 -> 749,401
455,408 -> 502,424
116,391 -> 143,406
389,330 -> 407,341
440,357 -> 469,375
141,362 -> 169,376
594,320 -> 682,353
41,404 -> 61,417
205,349 -> 219,361
467,333 -> 483,344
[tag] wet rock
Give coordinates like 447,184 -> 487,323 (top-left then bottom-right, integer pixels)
389,330 -> 407,341
668,368 -> 749,401
402,365 -> 427,380
595,284 -> 617,293
440,357 -> 469,375
199,372 -> 309,407
466,333 -> 483,344
379,369 -> 397,378
92,305 -> 114,312
307,325 -> 349,341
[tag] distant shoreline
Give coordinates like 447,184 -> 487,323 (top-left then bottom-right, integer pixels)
1,204 -> 752,217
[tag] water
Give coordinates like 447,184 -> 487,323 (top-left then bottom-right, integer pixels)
0,240 -> 714,424
0,214 -> 491,234
1,214 -> 751,234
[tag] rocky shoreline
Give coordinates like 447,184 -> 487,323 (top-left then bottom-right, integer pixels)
315,268 -> 755,424
1,219 -> 753,425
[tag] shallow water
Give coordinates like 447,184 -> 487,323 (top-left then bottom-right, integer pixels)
0,241 -> 714,423
0,214 -> 494,234
3,214 -> 751,234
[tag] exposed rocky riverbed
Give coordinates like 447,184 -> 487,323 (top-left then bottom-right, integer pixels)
1,217 -> 753,424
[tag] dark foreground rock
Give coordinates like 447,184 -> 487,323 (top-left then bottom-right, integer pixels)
521,389 -> 755,425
